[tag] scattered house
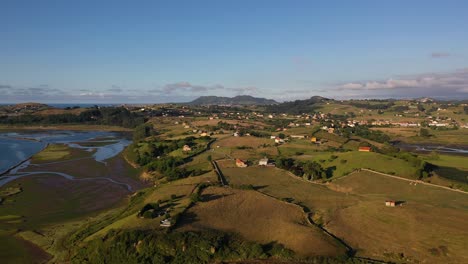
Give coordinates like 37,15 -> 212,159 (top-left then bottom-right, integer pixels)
200,132 -> 208,137
305,123 -> 311,126
358,146 -> 371,152
236,159 -> 248,168
291,135 -> 305,139
310,137 -> 317,143
275,137 -> 285,144
233,131 -> 240,137
160,218 -> 172,227
183,145 -> 192,152
259,157 -> 269,166
385,201 -> 396,207
327,127 -> 335,134
184,125 -> 190,129
270,135 -> 277,139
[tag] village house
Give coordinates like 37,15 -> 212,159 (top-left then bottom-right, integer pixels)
358,146 -> 371,152
236,159 -> 248,168
275,137 -> 285,144
290,135 -> 306,139
160,218 -> 172,227
258,157 -> 269,166
183,145 -> 192,152
385,201 -> 396,207
310,137 -> 317,143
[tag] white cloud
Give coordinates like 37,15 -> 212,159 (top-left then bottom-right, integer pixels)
338,68 -> 468,96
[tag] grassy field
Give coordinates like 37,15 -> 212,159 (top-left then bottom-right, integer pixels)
79,171 -> 218,242
423,154 -> 468,185
177,186 -> 347,257
219,164 -> 356,221
296,151 -> 420,178
328,171 -> 468,263
372,127 -> 468,145
31,144 -> 87,163
218,162 -> 468,263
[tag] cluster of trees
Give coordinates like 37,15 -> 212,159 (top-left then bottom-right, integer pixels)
133,123 -> 157,141
276,157 -> 329,180
0,107 -> 145,128
71,229 -> 295,264
146,156 -> 188,181
348,101 -> 395,110
130,137 -> 199,166
339,125 -> 390,143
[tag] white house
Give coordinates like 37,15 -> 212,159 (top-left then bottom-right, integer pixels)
259,157 -> 269,166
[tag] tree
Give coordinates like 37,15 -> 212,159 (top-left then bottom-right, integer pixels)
419,128 -> 430,137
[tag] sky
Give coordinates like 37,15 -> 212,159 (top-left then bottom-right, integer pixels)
1,0 -> 468,103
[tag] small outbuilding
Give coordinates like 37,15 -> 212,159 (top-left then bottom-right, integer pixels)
160,218 -> 172,227
183,145 -> 192,152
358,146 -> 371,152
259,157 -> 269,166
236,159 -> 248,168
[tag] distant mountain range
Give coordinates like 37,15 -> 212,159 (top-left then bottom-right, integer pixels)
188,95 -> 278,105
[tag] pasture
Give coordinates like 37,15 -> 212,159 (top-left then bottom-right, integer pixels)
328,171 -> 468,263
177,186 -> 347,257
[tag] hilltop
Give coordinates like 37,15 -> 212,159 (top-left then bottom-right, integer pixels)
266,96 -> 332,114
188,95 -> 278,105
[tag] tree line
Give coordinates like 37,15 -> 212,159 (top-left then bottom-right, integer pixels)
0,107 -> 145,128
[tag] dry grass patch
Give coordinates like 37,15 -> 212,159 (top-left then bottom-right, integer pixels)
177,187 -> 346,257
327,171 -> 468,263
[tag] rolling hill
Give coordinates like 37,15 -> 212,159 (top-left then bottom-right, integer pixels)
188,95 -> 278,105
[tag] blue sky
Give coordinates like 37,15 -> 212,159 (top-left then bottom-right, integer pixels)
1,0 -> 468,103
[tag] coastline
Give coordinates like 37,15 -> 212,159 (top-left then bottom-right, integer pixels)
0,143 -> 49,177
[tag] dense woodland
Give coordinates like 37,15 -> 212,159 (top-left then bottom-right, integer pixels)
71,229 -> 369,264
0,107 -> 145,128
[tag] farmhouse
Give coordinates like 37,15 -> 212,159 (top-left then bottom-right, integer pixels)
236,159 -> 248,168
183,145 -> 192,152
259,157 -> 269,166
385,201 -> 396,207
160,218 -> 172,227
275,137 -> 285,144
291,135 -> 306,139
358,146 -> 371,152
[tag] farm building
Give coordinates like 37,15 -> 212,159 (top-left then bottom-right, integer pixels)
259,157 -> 269,166
275,137 -> 285,144
385,201 -> 396,207
236,159 -> 248,168
291,135 -> 306,139
358,146 -> 371,152
160,218 -> 172,227
183,145 -> 192,152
